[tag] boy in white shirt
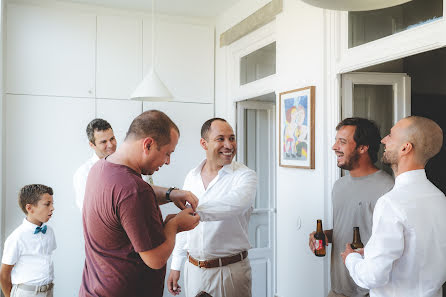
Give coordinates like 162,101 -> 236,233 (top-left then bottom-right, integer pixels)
0,184 -> 56,297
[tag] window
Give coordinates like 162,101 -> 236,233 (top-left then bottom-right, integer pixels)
349,0 -> 442,48
240,42 -> 276,85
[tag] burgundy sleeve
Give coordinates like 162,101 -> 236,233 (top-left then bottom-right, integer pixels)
118,188 -> 165,253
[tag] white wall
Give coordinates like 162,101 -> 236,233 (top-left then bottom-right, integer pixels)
275,2 -> 328,296
3,1 -> 214,296
215,1 -> 329,296
0,0 -> 5,247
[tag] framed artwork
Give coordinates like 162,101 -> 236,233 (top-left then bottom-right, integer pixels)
279,86 -> 315,169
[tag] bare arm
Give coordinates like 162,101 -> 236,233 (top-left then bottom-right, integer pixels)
0,264 -> 13,297
138,208 -> 200,269
152,185 -> 171,205
151,186 -> 198,211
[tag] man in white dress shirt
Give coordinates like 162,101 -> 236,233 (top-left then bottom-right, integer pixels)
342,116 -> 446,297
167,118 -> 257,297
73,118 -> 117,211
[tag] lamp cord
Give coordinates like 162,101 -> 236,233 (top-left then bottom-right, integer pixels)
151,0 -> 155,72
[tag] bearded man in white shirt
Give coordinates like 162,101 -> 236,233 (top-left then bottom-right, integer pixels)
73,118 -> 117,211
167,118 -> 257,297
342,116 -> 446,297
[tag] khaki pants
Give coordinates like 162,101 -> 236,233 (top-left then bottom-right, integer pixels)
327,290 -> 369,297
327,290 -> 348,297
184,257 -> 252,297
10,285 -> 53,297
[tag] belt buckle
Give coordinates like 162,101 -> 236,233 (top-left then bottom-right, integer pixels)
198,260 -> 204,268
39,285 -> 48,292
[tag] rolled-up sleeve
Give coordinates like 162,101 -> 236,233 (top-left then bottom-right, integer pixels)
345,198 -> 404,289
196,170 -> 257,221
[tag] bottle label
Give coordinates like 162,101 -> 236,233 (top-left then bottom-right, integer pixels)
314,240 -> 323,251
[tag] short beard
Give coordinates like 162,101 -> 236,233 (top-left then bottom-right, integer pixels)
382,151 -> 398,173
338,150 -> 360,171
382,151 -> 397,166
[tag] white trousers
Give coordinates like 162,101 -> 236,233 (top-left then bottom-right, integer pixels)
10,285 -> 53,297
184,257 -> 252,297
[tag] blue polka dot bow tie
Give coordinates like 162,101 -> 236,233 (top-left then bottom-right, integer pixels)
34,225 -> 47,234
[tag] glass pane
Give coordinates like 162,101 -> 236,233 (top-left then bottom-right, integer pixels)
240,42 -> 276,85
244,109 -> 269,209
248,212 -> 269,248
353,84 -> 394,175
349,0 -> 442,48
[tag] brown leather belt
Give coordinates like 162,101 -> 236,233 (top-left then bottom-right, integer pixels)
188,251 -> 248,269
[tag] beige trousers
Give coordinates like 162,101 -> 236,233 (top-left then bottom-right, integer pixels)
10,285 -> 53,297
327,290 -> 369,297
327,290 -> 348,297
184,257 -> 252,297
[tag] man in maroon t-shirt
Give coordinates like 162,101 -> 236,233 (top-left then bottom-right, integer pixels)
80,110 -> 201,297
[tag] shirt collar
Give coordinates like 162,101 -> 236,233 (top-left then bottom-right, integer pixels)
22,218 -> 44,231
221,161 -> 235,174
191,159 -> 235,176
394,169 -> 427,188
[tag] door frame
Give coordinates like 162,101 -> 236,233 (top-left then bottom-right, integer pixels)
341,72 -> 411,123
236,99 -> 277,297
224,18 -> 277,296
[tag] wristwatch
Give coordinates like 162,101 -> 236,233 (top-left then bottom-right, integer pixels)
165,187 -> 179,203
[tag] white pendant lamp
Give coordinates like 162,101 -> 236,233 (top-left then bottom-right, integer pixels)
130,0 -> 172,101
131,68 -> 172,101
300,0 -> 412,11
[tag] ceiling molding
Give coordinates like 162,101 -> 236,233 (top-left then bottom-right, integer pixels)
220,0 -> 282,47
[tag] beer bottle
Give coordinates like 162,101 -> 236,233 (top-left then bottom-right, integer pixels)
314,219 -> 326,257
350,227 -> 364,250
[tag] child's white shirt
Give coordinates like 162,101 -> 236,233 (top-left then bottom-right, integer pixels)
1,218 -> 56,285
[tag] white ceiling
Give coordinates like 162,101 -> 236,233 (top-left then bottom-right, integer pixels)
61,0 -> 240,17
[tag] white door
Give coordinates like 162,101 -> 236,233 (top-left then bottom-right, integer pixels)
342,72 -> 411,173
236,100 -> 276,297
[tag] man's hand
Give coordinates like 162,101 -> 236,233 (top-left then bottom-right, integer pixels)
356,248 -> 364,257
341,243 -> 363,264
308,231 -> 328,252
172,208 -> 200,233
170,189 -> 198,211
167,269 -> 181,295
164,214 -> 176,225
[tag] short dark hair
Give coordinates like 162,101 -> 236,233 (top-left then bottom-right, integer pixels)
336,117 -> 382,163
125,110 -> 180,148
201,118 -> 227,140
18,184 -> 53,214
86,118 -> 112,144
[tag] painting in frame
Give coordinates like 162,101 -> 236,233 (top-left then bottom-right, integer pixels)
279,86 -> 315,169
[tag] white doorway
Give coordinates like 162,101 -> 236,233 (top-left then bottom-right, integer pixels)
341,72 -> 411,174
236,94 -> 276,297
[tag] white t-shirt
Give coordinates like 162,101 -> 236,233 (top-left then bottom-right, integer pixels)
73,153 -> 99,211
2,218 -> 56,286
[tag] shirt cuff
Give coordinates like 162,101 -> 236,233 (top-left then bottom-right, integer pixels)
345,252 -> 363,272
171,255 -> 186,271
